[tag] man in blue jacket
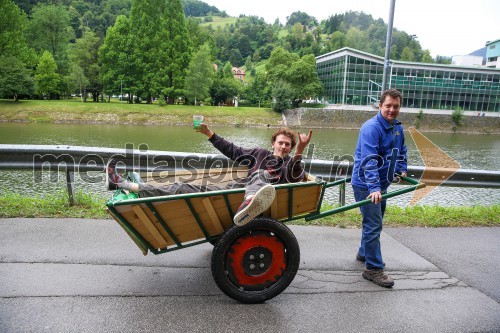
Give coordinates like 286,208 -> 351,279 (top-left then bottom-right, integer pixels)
351,88 -> 407,287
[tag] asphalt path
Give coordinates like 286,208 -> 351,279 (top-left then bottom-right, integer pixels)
1,218 -> 499,332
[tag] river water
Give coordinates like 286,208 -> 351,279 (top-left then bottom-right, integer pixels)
1,122 -> 499,207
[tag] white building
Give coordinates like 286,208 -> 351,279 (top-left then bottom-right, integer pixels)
451,55 -> 483,67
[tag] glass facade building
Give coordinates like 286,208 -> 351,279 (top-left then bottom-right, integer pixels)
316,48 -> 500,112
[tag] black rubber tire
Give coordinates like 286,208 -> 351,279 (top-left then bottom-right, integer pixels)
208,237 -> 219,246
211,217 -> 300,304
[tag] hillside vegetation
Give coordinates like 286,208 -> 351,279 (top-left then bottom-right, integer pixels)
3,0 -> 451,107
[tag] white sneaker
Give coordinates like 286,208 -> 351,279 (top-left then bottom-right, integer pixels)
233,184 -> 276,226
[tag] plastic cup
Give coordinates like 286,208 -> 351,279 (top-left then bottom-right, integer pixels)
193,115 -> 204,129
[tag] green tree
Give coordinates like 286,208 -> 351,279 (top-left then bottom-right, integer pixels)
325,31 -> 345,52
400,46 -> 415,62
157,0 -> 192,104
345,27 -> 369,51
69,27 -> 101,101
222,61 -> 234,78
185,43 -> 214,105
65,62 -> 89,101
286,11 -> 318,28
26,4 -> 74,74
0,56 -> 34,101
98,15 -> 134,102
244,55 -> 253,72
265,47 -> 322,106
265,47 -> 299,83
129,0 -> 166,103
228,48 -> 244,67
272,80 -> 292,112
211,62 -> 243,105
35,51 -> 60,99
0,0 -> 36,66
186,16 -> 213,49
244,72 -> 268,107
211,77 -> 242,105
421,49 -> 434,63
287,54 -> 323,104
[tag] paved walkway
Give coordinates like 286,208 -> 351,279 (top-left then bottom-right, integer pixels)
1,218 -> 499,332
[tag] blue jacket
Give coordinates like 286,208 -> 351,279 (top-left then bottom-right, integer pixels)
351,112 -> 407,193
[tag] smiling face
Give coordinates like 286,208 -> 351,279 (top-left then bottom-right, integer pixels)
379,95 -> 401,124
272,134 -> 293,158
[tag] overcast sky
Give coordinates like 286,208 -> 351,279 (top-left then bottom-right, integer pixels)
205,0 -> 500,58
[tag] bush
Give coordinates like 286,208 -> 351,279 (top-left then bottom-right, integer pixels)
203,97 -> 212,106
298,103 -> 325,108
416,110 -> 424,120
451,108 -> 464,127
272,81 -> 292,112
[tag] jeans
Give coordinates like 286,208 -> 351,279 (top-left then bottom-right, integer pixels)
138,169 -> 272,199
352,185 -> 387,270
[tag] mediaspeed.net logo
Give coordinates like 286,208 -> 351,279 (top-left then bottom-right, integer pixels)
407,127 -> 461,205
29,128 -> 461,205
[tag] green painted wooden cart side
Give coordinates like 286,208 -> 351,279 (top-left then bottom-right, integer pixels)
106,168 -> 425,256
106,171 -> 325,255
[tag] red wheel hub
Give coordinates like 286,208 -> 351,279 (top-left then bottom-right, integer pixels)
226,231 -> 287,289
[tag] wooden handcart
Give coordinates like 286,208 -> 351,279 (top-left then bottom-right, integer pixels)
106,167 -> 425,303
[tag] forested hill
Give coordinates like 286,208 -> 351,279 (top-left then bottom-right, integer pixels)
3,0 -> 452,105
12,0 -> 450,65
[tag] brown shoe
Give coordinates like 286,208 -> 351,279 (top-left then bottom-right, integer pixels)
362,268 -> 394,288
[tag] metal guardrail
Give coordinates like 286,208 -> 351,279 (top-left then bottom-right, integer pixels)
1,144 -> 499,205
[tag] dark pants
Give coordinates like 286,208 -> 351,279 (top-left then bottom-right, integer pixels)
138,169 -> 272,199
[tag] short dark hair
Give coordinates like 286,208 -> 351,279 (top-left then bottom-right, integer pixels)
271,127 -> 296,149
380,88 -> 403,105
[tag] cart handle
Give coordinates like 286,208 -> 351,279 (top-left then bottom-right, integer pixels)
305,176 -> 426,221
324,178 -> 351,189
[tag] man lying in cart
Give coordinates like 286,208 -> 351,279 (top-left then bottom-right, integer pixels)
106,123 -> 313,227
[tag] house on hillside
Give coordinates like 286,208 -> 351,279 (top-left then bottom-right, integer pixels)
212,64 -> 246,81
232,67 -> 245,80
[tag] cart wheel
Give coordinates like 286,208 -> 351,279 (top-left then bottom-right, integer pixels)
208,236 -> 219,246
211,217 -> 300,304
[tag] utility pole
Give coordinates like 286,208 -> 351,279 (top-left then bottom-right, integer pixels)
381,0 -> 396,92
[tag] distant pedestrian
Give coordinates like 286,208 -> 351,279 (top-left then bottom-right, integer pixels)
351,88 -> 408,288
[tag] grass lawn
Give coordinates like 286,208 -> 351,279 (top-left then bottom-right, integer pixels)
0,98 -> 282,126
199,16 -> 238,28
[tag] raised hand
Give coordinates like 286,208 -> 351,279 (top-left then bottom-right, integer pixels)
298,130 -> 312,147
294,130 -> 313,158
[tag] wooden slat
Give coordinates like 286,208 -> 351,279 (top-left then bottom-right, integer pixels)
201,197 -> 225,234
107,209 -> 149,255
272,185 -> 322,219
271,197 -> 279,218
140,206 -> 175,246
132,205 -> 168,248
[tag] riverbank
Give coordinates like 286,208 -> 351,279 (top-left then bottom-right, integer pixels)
285,108 -> 500,134
0,99 -> 282,127
1,99 -> 499,134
